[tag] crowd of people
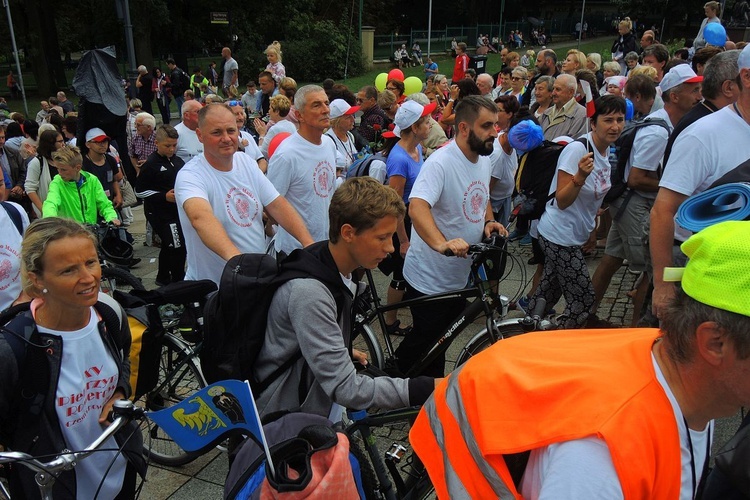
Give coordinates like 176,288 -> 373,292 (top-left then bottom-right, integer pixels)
2,10 -> 750,496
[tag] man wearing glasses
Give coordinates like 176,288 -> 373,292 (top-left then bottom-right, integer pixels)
129,113 -> 157,176
356,85 -> 386,143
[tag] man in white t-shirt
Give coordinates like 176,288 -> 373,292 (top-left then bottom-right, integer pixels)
221,47 -> 239,97
175,104 -> 313,284
592,64 -> 703,321
268,85 -> 338,257
228,101 -> 268,173
398,96 -> 508,377
413,219 -> 750,499
651,44 -> 750,319
174,99 -> 203,163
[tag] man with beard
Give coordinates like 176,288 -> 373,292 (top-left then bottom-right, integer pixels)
397,96 -> 508,377
521,49 -> 560,107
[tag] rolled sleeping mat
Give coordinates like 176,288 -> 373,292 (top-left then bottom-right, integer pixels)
676,182 -> 750,233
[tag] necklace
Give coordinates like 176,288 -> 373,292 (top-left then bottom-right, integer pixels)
682,415 -> 711,498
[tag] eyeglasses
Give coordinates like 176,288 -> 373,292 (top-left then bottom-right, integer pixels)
356,98 -> 365,103
511,77 -> 524,81
228,100 -> 242,107
55,139 -> 66,144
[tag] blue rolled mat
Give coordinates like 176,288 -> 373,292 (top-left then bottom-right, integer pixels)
676,182 -> 750,232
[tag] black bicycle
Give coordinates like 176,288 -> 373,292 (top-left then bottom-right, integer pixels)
351,233 -> 527,375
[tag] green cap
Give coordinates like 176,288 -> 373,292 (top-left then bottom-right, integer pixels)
664,221 -> 750,317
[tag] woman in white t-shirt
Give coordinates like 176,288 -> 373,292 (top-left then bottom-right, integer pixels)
1,217 -> 143,498
490,95 -> 520,227
325,99 -> 361,172
529,95 -> 626,329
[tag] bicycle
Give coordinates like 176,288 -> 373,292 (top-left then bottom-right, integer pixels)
124,280 -> 217,466
85,222 -> 145,294
343,296 -> 556,500
350,233 -> 528,375
0,399 -> 145,500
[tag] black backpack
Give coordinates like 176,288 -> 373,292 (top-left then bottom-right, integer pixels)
604,117 -> 670,203
201,252 -> 345,393
513,139 -> 588,221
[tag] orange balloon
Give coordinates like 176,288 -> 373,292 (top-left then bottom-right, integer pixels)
268,132 -> 292,158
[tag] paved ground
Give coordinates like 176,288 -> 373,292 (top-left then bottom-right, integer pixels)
122,201 -> 740,498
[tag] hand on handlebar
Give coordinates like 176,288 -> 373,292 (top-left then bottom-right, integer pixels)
99,390 -> 127,426
484,221 -> 508,239
440,238 -> 470,258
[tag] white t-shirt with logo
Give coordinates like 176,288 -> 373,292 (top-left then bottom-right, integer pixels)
489,133 -> 518,207
174,122 -> 203,164
176,152 -> 280,284
267,132 -> 337,255
0,202 -> 29,310
260,120 -> 298,159
538,134 -> 611,246
36,305 -> 126,499
403,140 -> 492,294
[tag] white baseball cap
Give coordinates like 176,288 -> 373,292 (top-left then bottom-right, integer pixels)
659,64 -> 703,93
739,43 -> 750,71
329,99 -> 360,119
393,100 -> 437,137
85,127 -> 110,143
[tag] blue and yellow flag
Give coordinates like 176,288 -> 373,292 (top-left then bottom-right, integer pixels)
148,379 -> 269,457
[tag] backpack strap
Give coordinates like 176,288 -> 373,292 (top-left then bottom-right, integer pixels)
547,137 -> 592,205
1,303 -> 50,421
1,201 -> 24,236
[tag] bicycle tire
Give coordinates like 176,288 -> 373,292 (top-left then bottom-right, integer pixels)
454,320 -> 526,368
348,434 -> 381,500
101,265 -> 145,294
141,334 -> 206,466
352,322 -> 385,370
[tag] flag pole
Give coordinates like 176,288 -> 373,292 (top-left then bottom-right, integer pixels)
246,380 -> 276,478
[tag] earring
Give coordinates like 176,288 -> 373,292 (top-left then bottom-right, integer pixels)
42,288 -> 48,294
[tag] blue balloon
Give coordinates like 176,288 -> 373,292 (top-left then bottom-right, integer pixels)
625,98 -> 635,121
704,22 -> 727,47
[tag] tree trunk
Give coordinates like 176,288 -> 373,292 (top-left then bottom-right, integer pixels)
20,0 -> 68,96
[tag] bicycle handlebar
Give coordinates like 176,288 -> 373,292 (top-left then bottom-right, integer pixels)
442,233 -> 507,257
0,400 -> 144,484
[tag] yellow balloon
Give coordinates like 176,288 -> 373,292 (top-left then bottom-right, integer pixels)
375,73 -> 388,92
404,76 -> 422,96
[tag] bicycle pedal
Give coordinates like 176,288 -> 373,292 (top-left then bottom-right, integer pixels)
385,443 -> 407,463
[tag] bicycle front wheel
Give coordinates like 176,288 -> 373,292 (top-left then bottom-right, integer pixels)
141,334 -> 206,466
454,320 -> 526,368
101,265 -> 145,295
352,322 -> 385,370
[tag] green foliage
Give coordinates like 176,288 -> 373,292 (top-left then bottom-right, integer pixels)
283,13 -> 365,82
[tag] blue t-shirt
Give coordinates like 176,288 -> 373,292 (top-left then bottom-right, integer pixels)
386,143 -> 423,204
424,62 -> 438,79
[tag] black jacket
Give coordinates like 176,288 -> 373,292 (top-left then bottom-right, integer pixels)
135,150 -> 185,221
612,32 -> 638,58
0,299 -> 146,499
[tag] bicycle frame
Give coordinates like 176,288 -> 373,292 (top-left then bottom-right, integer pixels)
359,251 -> 510,378
346,407 -> 423,500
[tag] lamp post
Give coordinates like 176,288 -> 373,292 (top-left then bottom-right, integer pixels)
3,0 -> 28,116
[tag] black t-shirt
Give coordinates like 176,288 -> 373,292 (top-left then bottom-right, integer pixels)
82,154 -> 118,198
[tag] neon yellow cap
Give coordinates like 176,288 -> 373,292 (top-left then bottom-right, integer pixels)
664,221 -> 750,317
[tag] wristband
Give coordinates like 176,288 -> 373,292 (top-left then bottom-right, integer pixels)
484,219 -> 495,226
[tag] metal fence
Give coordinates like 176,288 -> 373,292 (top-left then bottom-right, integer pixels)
373,16 -> 620,59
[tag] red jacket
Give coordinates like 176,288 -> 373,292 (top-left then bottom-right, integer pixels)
452,53 -> 470,82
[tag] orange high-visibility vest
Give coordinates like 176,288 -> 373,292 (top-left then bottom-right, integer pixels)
410,328 -> 682,499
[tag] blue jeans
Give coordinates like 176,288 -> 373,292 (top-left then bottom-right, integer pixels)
174,95 -> 184,118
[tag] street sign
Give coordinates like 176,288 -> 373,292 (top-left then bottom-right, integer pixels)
211,12 -> 229,24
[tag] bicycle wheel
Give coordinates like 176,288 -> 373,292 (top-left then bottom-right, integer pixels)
454,320 -> 526,368
352,322 -> 385,370
141,334 -> 206,466
101,265 -> 145,295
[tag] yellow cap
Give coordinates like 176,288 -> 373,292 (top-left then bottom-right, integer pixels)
664,221 -> 750,317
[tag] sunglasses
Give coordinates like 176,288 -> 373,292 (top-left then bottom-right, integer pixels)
227,100 -> 242,107
511,76 -> 524,81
